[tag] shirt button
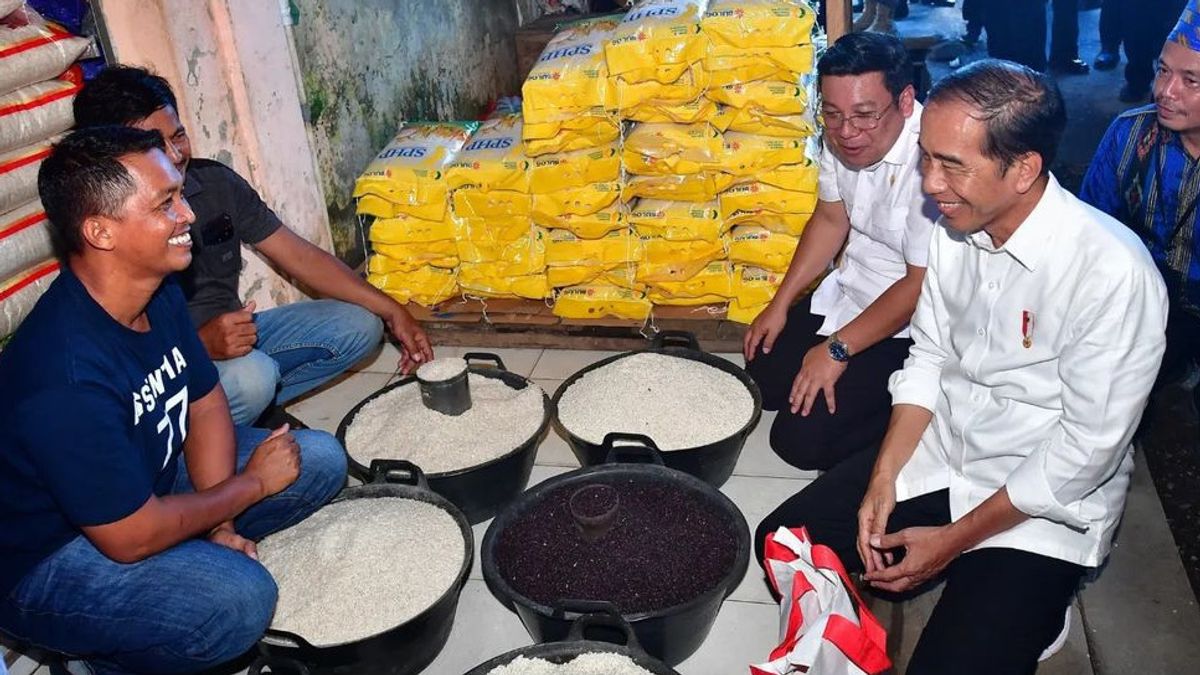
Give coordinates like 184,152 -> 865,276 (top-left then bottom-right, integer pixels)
977,328 -> 985,336
988,282 -> 997,290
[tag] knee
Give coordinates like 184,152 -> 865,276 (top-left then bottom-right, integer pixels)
325,301 -> 384,360
183,557 -> 277,667
769,415 -> 841,471
218,351 -> 280,423
294,430 -> 347,504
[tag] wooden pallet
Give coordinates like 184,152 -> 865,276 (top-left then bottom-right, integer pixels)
409,298 -> 748,352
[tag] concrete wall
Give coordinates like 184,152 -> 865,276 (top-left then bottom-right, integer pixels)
291,0 -> 523,262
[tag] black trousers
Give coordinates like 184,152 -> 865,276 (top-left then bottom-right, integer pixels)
755,447 -> 1087,675
983,0 -> 1080,71
1121,0 -> 1188,91
744,298 -> 912,471
1100,0 -> 1121,52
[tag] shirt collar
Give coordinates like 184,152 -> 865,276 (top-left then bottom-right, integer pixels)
966,174 -> 1065,272
183,164 -> 203,198
876,99 -> 923,168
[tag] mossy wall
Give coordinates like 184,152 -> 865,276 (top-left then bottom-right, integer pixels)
292,0 -> 522,263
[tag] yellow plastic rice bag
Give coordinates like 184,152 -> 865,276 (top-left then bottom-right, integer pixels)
445,116 -> 530,192
355,194 -> 402,220
371,240 -> 460,269
622,122 -> 724,176
647,260 -> 734,300
367,251 -> 458,274
637,236 -> 727,282
524,115 -> 619,143
624,172 -> 736,202
528,144 -> 621,194
523,119 -> 622,157
727,225 -> 798,272
524,17 -> 620,122
705,44 -> 815,87
546,228 -> 643,267
547,263 -> 643,290
451,187 -> 532,220
612,64 -> 709,110
727,299 -> 769,324
707,79 -> 808,116
533,182 -> 623,220
701,0 -> 817,49
751,159 -> 819,192
624,97 -> 723,126
629,199 -> 725,242
540,205 -> 629,238
455,229 -> 547,276
605,0 -> 710,80
722,132 -> 807,177
458,265 -> 550,299
726,108 -> 817,137
353,122 -> 479,221
720,181 -> 818,219
731,264 -> 784,307
455,218 -> 533,244
369,214 -> 457,244
725,208 -> 812,236
368,265 -> 459,306
554,284 -> 653,320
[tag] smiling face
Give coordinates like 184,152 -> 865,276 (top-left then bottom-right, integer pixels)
819,71 -> 913,170
918,98 -> 1042,242
1154,40 -> 1200,150
90,148 -> 195,277
131,106 -> 191,175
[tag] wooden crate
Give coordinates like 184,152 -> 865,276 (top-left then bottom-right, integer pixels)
410,298 -> 748,352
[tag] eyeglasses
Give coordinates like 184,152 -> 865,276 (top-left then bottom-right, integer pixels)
819,101 -> 894,131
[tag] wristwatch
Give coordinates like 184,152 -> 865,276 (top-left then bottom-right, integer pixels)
827,332 -> 851,363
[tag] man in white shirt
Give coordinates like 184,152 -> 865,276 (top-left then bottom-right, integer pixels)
744,31 -> 939,471
756,60 -> 1168,673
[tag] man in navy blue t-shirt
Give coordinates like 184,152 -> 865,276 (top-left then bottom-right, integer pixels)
0,127 -> 347,674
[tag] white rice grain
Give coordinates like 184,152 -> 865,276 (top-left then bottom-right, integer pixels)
557,353 -> 754,451
259,497 -> 465,647
417,357 -> 468,382
488,653 -> 656,675
346,374 -> 545,473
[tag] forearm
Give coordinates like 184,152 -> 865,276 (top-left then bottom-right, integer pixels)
288,241 -> 399,317
871,403 -> 933,483
183,387 -> 238,491
945,488 -> 1028,552
836,271 -> 923,355
770,207 -> 849,308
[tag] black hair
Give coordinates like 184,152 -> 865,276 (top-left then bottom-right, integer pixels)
38,126 -> 167,261
817,31 -> 912,100
927,59 -> 1066,175
73,65 -> 179,129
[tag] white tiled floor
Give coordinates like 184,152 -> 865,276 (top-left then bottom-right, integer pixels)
287,345 -> 813,674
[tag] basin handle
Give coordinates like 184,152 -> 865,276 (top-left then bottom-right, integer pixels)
368,458 -> 429,489
650,329 -> 700,351
566,611 -> 643,654
601,432 -> 666,467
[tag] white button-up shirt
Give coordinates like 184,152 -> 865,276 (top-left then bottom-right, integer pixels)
889,176 -> 1168,567
810,100 -> 940,338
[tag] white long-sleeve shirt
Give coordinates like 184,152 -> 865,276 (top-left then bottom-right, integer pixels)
888,175 -> 1168,567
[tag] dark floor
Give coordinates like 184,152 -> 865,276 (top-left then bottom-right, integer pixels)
893,1 -> 1200,603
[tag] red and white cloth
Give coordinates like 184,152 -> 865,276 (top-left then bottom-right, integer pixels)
750,527 -> 891,675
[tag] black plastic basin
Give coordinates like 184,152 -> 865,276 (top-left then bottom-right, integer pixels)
337,352 -> 551,524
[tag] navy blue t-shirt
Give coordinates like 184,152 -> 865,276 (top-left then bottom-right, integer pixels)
0,268 -> 219,598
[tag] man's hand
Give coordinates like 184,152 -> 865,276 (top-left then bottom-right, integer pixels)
743,303 -> 787,362
864,525 -> 961,593
197,301 -> 257,360
243,424 -> 300,498
857,476 -> 897,574
789,341 -> 848,415
384,307 -> 434,375
208,522 -> 258,560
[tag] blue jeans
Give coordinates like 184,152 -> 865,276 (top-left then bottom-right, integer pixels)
0,427 -> 347,675
217,300 -> 384,425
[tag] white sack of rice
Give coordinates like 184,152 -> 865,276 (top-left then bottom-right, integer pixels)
417,356 -> 467,382
259,497 -> 465,647
345,374 -> 545,473
557,353 -> 754,450
488,653 -> 656,675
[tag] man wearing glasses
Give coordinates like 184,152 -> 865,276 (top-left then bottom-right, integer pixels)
744,32 -> 938,472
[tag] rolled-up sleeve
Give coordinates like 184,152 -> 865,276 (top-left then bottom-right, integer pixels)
1006,265 -> 1167,528
888,228 -> 948,411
